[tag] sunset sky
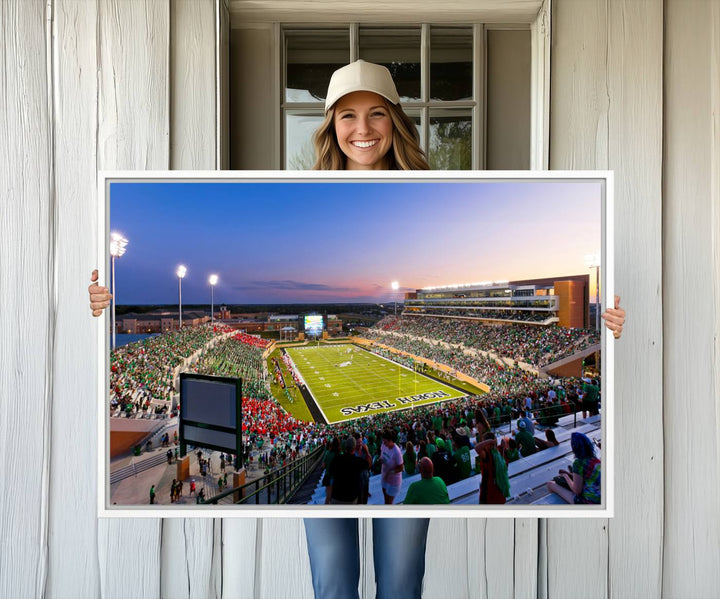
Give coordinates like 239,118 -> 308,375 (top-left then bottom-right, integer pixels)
109,179 -> 604,305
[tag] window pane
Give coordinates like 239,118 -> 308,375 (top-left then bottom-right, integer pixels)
402,109 -> 423,149
430,27 -> 473,101
429,109 -> 472,170
285,30 -> 349,103
359,28 -> 421,102
285,112 -> 324,169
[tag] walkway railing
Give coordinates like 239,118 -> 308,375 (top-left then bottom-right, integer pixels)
491,402 -> 578,434
203,445 -> 325,505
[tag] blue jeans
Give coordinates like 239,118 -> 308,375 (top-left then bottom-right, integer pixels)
304,518 -> 430,599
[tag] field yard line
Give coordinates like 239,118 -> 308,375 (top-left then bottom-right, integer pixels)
309,346 -> 370,399
358,347 -> 452,395
322,347 -> 425,404
347,346 -> 464,404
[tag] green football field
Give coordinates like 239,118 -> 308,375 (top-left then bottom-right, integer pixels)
285,344 -> 468,424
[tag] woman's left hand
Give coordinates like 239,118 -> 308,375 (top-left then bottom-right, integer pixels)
601,295 -> 626,339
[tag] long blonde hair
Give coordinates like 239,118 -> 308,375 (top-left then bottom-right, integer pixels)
312,100 -> 430,171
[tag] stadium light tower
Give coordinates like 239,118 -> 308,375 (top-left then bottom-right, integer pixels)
209,274 -> 218,324
177,265 -> 187,330
391,281 -> 399,317
109,233 -> 128,349
584,253 -> 601,331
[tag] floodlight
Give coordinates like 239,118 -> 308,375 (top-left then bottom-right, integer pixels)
209,274 -> 219,324
110,232 -> 128,258
109,232 -> 129,349
177,265 -> 186,330
391,281 -> 400,317
584,252 -> 601,331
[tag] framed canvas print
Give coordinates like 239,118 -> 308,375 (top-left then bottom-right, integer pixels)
97,171 -> 614,518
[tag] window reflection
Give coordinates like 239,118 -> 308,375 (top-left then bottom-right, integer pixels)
430,27 -> 473,101
429,110 -> 472,170
286,30 -> 350,103
285,113 -> 324,170
359,28 -> 421,102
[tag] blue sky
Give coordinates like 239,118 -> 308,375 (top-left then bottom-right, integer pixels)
109,179 -> 603,304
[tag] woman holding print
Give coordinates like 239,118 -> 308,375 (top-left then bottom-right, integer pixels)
302,60 -> 432,599
88,60 -> 626,599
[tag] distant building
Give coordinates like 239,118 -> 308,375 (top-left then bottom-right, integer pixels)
116,310 -> 210,334
115,308 -> 343,338
404,275 -> 590,329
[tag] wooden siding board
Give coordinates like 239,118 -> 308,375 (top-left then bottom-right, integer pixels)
170,0 -> 216,170
96,1 -> 169,597
48,1 -> 102,597
257,519 -> 314,598
0,1 -> 52,598
221,519 -> 258,599
423,519 -> 473,599
606,1 -> 664,598
513,519 -> 539,599
218,0 -> 230,170
97,0 -> 170,171
161,519 -> 218,599
712,17 -> 720,592
663,1 -> 720,596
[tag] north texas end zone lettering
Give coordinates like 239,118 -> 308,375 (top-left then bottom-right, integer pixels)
339,390 -> 451,416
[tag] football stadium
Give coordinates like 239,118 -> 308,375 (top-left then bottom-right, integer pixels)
109,275 -> 603,509
108,179 -> 604,510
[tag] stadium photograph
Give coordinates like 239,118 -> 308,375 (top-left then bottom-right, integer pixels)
103,174 -> 609,515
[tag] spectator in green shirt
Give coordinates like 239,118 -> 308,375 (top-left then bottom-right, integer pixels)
582,380 -> 600,416
404,457 -> 450,505
403,441 -> 417,475
514,420 -> 536,457
451,435 -> 472,480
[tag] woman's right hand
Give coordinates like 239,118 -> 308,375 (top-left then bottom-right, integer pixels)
89,269 -> 112,316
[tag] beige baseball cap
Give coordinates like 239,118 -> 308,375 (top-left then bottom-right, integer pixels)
324,60 -> 400,112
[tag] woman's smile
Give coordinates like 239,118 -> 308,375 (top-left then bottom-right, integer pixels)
333,90 -> 393,170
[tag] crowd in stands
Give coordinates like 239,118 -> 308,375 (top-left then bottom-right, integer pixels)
363,334 -> 548,397
231,331 -> 272,349
366,315 -> 599,367
192,332 -> 270,400
110,324 -> 233,415
113,318 -> 601,504
410,308 -> 553,323
317,383 -> 601,505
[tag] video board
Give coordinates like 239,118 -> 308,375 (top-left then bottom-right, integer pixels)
304,314 -> 324,337
178,373 -> 242,463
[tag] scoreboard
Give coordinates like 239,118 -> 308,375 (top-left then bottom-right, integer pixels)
302,314 -> 324,337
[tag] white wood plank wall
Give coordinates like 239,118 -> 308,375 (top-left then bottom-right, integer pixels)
663,2 -> 720,597
1,1 -> 719,597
